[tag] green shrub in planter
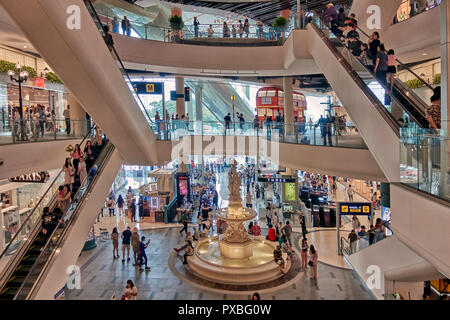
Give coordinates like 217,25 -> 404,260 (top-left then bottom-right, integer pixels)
433,73 -> 441,85
404,78 -> 424,89
272,17 -> 288,30
169,15 -> 184,30
45,72 -> 63,84
21,65 -> 36,78
0,60 -> 16,73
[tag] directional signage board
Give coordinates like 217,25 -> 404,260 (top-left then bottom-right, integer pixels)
132,82 -> 163,95
338,202 -> 372,215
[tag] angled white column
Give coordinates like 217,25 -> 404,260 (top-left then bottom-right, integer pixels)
175,76 -> 185,117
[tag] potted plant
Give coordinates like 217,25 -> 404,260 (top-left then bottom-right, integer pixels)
272,16 -> 288,39
169,15 -> 184,40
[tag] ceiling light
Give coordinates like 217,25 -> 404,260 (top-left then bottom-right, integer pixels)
23,45 -> 27,48
422,53 -> 428,56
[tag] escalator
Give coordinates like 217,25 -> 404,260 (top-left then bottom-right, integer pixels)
306,21 -> 434,181
0,131 -> 120,300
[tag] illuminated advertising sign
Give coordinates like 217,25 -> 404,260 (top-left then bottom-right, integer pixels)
284,183 -> 296,201
9,171 -> 49,183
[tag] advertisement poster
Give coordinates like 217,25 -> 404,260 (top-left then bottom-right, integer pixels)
285,183 -> 296,201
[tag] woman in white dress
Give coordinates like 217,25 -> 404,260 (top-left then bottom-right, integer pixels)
77,156 -> 87,184
62,157 -> 75,191
123,280 -> 137,300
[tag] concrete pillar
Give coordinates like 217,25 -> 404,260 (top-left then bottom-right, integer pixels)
195,86 -> 203,121
283,76 -> 294,134
440,1 -> 449,198
175,76 -> 185,117
68,92 -> 87,137
187,99 -> 193,120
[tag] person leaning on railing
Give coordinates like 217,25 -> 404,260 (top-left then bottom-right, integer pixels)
427,86 -> 441,130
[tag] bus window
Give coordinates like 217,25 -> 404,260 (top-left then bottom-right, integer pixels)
257,91 -> 266,97
257,108 -> 267,116
278,91 -> 284,97
267,90 -> 276,97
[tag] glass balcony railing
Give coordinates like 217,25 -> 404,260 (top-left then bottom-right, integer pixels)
341,223 -> 393,256
0,119 -> 90,145
151,120 -> 367,149
400,123 -> 449,201
88,1 -> 303,45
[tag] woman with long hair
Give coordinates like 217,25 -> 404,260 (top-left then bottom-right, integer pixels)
63,157 -> 75,191
309,244 -> 318,280
111,227 -> 119,259
71,144 -> 83,178
117,194 -> 125,216
83,140 -> 94,169
123,279 -> 137,300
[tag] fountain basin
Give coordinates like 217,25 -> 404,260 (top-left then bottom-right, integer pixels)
186,236 -> 291,285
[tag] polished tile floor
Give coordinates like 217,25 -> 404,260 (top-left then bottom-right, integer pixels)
65,228 -> 374,300
65,172 -> 376,300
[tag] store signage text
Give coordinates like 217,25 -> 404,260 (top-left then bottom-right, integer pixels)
9,171 -> 49,183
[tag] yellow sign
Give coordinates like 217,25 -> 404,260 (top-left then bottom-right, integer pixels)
341,205 -> 348,213
363,206 -> 370,213
146,84 -> 155,93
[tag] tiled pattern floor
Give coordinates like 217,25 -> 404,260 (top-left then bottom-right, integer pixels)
65,228 -> 374,300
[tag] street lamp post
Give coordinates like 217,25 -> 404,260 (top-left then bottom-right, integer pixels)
231,95 -> 235,134
8,63 -> 29,141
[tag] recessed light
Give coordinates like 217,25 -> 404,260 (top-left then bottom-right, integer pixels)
422,53 -> 428,56
23,45 -> 27,48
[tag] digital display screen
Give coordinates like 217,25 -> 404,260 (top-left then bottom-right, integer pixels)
179,180 -> 188,196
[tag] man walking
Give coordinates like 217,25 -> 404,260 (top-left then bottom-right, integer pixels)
63,105 -> 70,135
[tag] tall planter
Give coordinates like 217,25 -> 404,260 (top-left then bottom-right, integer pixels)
169,15 -> 184,40
272,17 -> 288,39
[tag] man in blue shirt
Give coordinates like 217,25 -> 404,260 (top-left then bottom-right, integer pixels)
138,236 -> 151,272
121,226 -> 132,263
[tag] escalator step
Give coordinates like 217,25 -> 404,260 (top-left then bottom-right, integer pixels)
7,275 -> 26,287
0,287 -> 18,299
21,255 -> 38,265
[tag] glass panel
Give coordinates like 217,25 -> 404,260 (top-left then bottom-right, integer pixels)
257,91 -> 266,97
266,90 -> 276,97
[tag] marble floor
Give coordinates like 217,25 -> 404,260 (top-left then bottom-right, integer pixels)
65,228 -> 374,300
65,171 -> 378,300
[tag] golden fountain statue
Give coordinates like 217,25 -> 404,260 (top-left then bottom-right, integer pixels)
214,161 -> 256,259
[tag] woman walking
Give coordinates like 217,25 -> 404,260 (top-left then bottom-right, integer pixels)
309,245 -> 318,280
111,227 -> 119,259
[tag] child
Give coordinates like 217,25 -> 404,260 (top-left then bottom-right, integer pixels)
387,49 -> 397,93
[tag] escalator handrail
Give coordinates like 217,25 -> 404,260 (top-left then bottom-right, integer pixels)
0,125 -> 96,263
15,141 -> 116,300
309,22 -> 400,136
355,25 -> 434,91
83,0 -> 154,124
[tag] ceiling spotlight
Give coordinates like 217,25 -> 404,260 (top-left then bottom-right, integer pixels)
23,45 -> 27,49
422,53 -> 428,56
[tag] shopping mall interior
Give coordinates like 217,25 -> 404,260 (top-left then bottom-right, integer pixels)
0,0 -> 448,302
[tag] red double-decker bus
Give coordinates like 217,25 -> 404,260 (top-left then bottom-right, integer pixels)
256,86 -> 307,123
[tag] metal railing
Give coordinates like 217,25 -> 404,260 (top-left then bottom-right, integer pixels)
341,225 -> 393,256
150,120 -> 367,149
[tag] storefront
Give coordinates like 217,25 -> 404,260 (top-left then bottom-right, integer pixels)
0,169 -> 59,252
0,75 -> 68,132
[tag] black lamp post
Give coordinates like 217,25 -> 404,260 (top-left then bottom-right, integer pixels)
8,63 -> 29,141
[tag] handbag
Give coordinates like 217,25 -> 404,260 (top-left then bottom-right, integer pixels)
308,260 -> 314,267
121,294 -> 126,300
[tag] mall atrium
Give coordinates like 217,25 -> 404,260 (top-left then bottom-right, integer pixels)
0,0 -> 448,303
